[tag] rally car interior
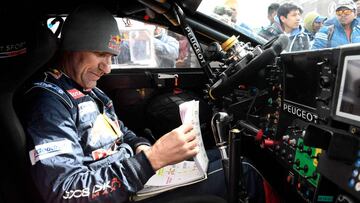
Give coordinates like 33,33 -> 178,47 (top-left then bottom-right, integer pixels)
2,0 -> 360,203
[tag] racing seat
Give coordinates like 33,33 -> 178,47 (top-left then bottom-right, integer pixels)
0,12 -> 58,203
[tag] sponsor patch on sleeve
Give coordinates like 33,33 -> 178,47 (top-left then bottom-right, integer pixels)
29,139 -> 73,165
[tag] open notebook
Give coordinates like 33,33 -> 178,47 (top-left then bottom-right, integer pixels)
132,100 -> 209,201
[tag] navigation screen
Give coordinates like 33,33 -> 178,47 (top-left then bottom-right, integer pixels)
335,55 -> 360,123
283,55 -> 320,109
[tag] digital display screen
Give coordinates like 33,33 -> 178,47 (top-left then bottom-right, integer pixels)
283,55 -> 320,109
335,55 -> 360,124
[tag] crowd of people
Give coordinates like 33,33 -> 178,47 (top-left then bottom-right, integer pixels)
257,0 -> 360,51
214,0 -> 360,52
114,0 -> 360,69
312,0 -> 360,49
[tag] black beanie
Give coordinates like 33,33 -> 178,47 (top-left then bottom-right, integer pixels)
60,4 -> 120,55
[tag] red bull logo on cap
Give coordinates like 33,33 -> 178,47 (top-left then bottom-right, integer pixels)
108,35 -> 121,53
110,35 -> 121,44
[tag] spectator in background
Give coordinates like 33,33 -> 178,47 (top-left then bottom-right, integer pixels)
175,34 -> 191,68
213,5 -> 234,25
258,3 -> 310,52
212,5 -> 256,40
116,33 -> 131,64
258,3 -> 279,39
325,0 -> 360,26
131,30 -> 150,61
268,3 -> 280,25
312,0 -> 360,49
303,11 -> 327,41
153,26 -> 179,68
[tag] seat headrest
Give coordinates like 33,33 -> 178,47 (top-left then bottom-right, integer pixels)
0,12 -> 58,91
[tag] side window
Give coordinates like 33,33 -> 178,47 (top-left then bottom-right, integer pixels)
47,17 -> 201,69
112,18 -> 200,69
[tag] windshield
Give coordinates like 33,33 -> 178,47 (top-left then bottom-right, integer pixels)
197,0 -> 360,52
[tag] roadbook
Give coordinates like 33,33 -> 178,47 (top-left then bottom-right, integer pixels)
132,100 -> 209,201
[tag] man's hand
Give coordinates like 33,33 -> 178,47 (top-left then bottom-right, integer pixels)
144,123 -> 199,171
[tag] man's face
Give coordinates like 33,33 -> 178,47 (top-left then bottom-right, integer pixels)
280,9 -> 301,31
336,8 -> 356,26
63,51 -> 112,90
312,21 -> 323,33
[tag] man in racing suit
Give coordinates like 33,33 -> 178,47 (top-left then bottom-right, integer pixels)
20,4 -> 271,203
20,4 -> 218,203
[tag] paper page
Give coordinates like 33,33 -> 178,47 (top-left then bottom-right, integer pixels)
144,161 -> 202,187
179,100 -> 209,174
134,100 -> 208,198
134,177 -> 206,201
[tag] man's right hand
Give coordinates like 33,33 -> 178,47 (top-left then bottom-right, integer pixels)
144,123 -> 199,171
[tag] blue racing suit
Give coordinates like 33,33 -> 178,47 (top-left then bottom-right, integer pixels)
21,69 -> 154,203
20,69 -> 274,203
